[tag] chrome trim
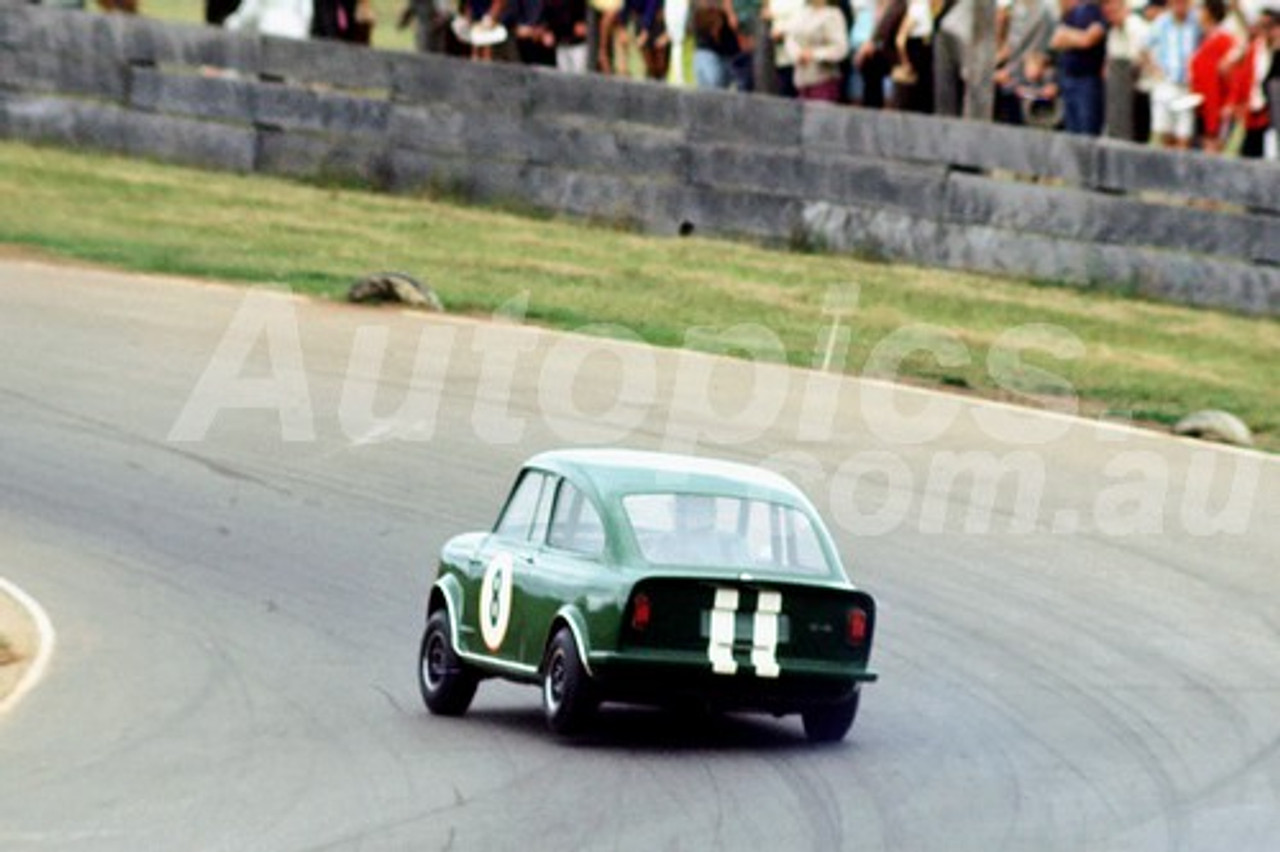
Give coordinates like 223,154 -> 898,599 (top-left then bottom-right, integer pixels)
434,579 -> 460,645
457,648 -> 540,676
433,579 -> 540,676
554,605 -> 595,678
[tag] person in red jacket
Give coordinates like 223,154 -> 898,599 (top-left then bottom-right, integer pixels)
1190,0 -> 1239,151
1226,8 -> 1278,158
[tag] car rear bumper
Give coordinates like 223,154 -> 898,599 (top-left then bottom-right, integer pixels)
587,649 -> 876,713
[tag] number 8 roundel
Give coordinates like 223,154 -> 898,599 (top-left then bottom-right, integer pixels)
479,552 -> 514,651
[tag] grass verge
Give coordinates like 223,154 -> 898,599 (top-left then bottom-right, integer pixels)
0,140 -> 1276,450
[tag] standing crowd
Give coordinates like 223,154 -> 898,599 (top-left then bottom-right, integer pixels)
1094,0 -> 1277,153
77,0 -> 1280,156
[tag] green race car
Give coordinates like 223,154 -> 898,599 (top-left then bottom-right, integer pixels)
418,449 -> 878,742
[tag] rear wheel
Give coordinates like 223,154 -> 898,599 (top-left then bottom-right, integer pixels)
542,627 -> 597,736
802,689 -> 860,744
419,609 -> 478,716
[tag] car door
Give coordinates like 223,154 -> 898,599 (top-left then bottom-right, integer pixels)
467,468 -> 555,668
510,478 -> 611,668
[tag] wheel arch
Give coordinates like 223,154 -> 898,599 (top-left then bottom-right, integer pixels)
543,605 -> 595,678
429,576 -> 464,650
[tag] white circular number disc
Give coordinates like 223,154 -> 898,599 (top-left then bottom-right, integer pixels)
479,552 -> 514,651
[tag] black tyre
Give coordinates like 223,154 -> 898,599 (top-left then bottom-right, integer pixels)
542,627 -> 597,736
801,689 -> 860,744
419,609 -> 478,716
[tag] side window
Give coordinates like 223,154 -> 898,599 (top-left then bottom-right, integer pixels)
548,482 -> 606,556
530,476 -> 556,545
495,471 -> 548,541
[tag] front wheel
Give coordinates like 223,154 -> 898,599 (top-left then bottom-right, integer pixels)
542,627 -> 597,736
802,689 -> 860,744
419,609 -> 478,716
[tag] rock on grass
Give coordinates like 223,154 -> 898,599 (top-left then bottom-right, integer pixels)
1173,410 -> 1254,447
347,272 -> 444,312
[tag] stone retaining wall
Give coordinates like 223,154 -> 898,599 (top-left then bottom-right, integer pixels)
2,3 -> 1277,314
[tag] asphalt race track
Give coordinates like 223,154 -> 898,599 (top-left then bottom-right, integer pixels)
1,258 -> 1277,852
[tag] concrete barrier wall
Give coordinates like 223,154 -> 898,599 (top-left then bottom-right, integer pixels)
2,3 -> 1277,314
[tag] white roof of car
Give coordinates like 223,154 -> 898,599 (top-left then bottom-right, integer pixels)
526,448 -> 808,506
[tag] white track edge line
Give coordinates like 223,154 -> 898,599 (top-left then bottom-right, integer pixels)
0,576 -> 56,718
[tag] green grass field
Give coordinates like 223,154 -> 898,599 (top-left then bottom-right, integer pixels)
1,140 -> 1276,449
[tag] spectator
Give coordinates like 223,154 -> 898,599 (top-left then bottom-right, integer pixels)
317,0 -> 375,43
846,0 -> 878,102
667,0 -> 693,82
933,0 -> 973,115
397,0 -> 457,53
625,0 -> 672,79
1266,7 -> 1280,155
1051,0 -> 1108,135
1143,0 -> 1201,148
995,0 -> 1055,123
1011,48 -> 1063,123
1190,0 -> 1239,150
996,0 -> 1012,52
226,0 -> 312,38
351,0 -> 376,43
832,0 -> 857,99
780,0 -> 851,100
544,0 -> 591,70
768,0 -> 808,96
891,0 -> 934,111
854,0 -> 908,107
693,0 -> 742,86
207,0 -> 243,25
1102,0 -> 1152,139
1227,0 -> 1253,40
595,0 -> 628,73
455,0 -> 517,61
999,50 -> 1062,124
504,0 -> 552,65
733,0 -> 766,89
1211,2 -> 1252,92
1225,6 -> 1277,155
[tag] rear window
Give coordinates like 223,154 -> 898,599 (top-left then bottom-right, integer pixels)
622,493 -> 831,575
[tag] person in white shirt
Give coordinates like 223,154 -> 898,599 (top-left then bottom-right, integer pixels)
779,0 -> 850,100
1104,0 -> 1151,69
766,0 -> 808,95
667,0 -> 692,82
225,0 -> 313,38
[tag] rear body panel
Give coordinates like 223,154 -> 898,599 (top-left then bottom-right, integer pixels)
592,574 -> 876,711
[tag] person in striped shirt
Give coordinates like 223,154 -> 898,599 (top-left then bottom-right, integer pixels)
1143,0 -> 1202,147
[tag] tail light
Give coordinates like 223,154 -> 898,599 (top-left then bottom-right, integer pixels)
630,593 -> 651,632
846,608 -> 868,645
